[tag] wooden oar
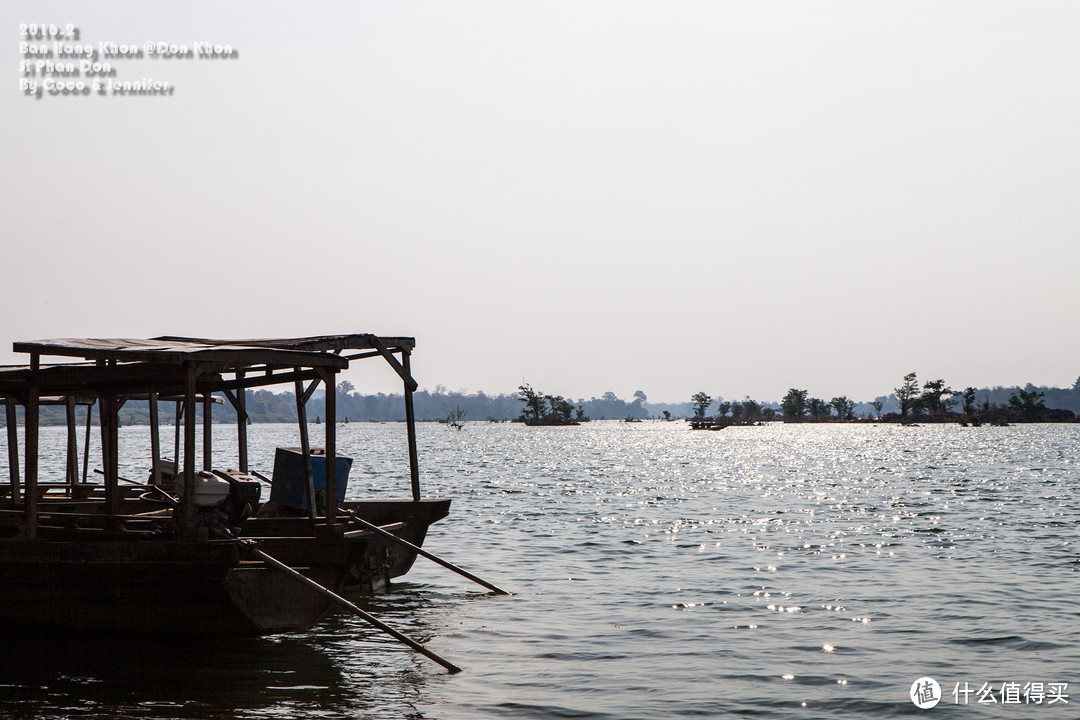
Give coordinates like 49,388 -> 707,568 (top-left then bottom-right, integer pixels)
251,470 -> 273,485
94,468 -> 177,505
248,470 -> 509,595
338,506 -> 511,595
224,531 -> 461,674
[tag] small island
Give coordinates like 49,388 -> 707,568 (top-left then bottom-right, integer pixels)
517,384 -> 589,426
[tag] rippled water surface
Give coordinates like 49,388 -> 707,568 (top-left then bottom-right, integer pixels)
1,421 -> 1078,718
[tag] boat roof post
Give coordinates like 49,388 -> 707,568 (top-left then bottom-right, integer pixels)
23,382 -> 39,539
5,398 -> 20,502
82,402 -> 92,484
403,350 -> 420,502
202,391 -> 213,471
65,396 -> 78,489
322,367 -> 337,528
182,363 -> 197,529
294,376 -> 317,521
149,393 -> 161,486
236,371 -> 248,473
100,394 -> 120,518
174,400 -> 182,479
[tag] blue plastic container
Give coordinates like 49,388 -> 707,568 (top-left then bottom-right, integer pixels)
269,447 -> 352,511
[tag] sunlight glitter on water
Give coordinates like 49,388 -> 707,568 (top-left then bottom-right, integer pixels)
1,421 -> 1079,719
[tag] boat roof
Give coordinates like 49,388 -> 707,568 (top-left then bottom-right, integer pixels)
4,334 -> 418,397
152,334 -> 415,353
12,338 -> 352,369
0,361 -> 224,399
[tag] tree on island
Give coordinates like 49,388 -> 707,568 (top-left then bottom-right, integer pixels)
518,384 -> 545,423
920,379 -> 955,415
895,372 -> 920,417
517,383 -> 585,425
729,401 -> 744,423
870,400 -> 884,419
691,392 -> 713,419
781,388 -> 808,420
1008,388 -> 1047,421
831,396 -> 856,421
960,387 -> 977,416
741,398 -> 763,423
807,397 -> 830,422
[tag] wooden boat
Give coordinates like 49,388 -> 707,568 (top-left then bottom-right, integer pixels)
0,334 -> 451,638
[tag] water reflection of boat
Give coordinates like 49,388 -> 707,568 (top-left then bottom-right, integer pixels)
0,334 -> 450,639
0,625 -> 351,714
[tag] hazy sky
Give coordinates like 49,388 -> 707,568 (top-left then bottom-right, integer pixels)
4,1 -> 1078,403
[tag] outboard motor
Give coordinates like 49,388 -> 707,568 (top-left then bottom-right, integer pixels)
175,470 -> 262,531
217,471 -> 262,526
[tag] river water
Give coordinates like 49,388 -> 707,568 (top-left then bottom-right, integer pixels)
0,420 -> 1077,719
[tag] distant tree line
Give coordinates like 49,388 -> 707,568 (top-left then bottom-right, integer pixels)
690,392 -> 778,424
5,376 -> 1079,428
3,385 -> 659,426
689,373 -> 1080,424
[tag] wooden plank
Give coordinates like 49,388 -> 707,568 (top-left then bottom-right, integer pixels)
301,377 -> 321,405
214,367 -> 322,393
369,336 -> 418,392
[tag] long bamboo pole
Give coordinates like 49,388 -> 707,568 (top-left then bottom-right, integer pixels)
230,533 -> 461,673
338,506 -> 510,595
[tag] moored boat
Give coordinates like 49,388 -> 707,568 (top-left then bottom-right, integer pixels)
0,334 -> 452,643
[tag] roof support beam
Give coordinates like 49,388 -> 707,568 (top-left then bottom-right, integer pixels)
370,337 -> 417,392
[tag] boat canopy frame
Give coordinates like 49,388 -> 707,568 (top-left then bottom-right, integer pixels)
0,334 -> 422,539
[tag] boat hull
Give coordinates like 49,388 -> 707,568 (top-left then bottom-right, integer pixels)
0,536 -> 366,637
342,499 -> 451,589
